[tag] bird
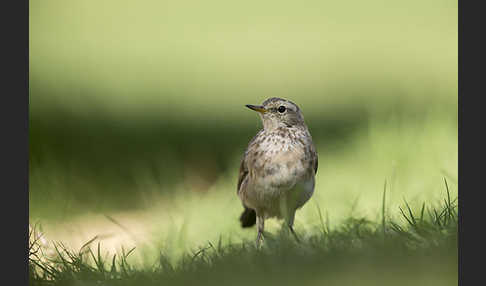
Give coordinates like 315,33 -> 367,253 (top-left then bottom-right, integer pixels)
237,97 -> 318,246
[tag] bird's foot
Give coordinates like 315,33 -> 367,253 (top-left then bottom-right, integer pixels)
255,231 -> 264,248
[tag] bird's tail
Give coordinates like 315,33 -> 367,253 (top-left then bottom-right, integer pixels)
239,207 -> 256,228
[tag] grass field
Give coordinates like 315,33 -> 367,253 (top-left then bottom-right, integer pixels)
30,184 -> 457,285
29,0 -> 457,285
28,114 -> 458,285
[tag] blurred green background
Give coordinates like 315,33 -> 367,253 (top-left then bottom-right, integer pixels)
29,0 -> 457,272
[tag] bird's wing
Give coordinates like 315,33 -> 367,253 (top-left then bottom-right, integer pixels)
237,158 -> 248,194
314,155 -> 318,175
237,129 -> 263,194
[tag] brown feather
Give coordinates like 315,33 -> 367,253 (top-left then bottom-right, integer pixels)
237,130 -> 263,194
237,158 -> 248,194
236,131 -> 265,228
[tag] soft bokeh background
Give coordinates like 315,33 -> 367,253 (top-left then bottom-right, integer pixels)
29,0 -> 457,271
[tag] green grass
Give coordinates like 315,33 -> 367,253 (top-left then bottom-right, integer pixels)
28,1 -> 457,284
29,85 -> 457,285
28,101 -> 458,286
29,185 -> 457,286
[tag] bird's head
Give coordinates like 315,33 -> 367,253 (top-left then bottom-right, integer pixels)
246,97 -> 305,131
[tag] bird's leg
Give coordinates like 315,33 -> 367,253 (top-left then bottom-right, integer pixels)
256,214 -> 265,248
286,210 -> 301,243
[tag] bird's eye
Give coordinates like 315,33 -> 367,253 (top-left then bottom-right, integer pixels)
277,106 -> 286,113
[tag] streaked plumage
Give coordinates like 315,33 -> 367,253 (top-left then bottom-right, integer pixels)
237,97 -> 317,245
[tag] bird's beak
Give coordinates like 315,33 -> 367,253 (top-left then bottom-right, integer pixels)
246,104 -> 267,114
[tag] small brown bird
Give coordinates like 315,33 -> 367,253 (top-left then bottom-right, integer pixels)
237,97 -> 318,246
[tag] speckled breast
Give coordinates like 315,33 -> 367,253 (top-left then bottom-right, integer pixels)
248,128 -> 315,199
